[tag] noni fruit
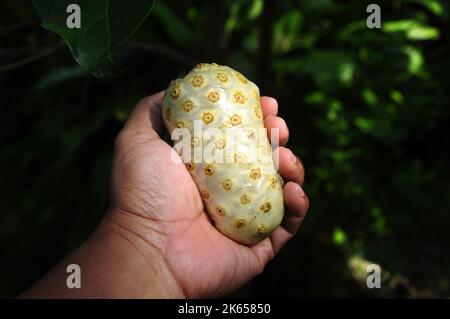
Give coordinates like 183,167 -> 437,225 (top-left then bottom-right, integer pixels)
162,63 -> 284,245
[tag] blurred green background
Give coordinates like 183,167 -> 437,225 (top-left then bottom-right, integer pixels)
1,0 -> 450,298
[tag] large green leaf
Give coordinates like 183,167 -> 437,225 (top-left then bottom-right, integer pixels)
33,0 -> 154,77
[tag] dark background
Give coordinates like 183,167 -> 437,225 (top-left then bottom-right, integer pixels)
1,0 -> 450,298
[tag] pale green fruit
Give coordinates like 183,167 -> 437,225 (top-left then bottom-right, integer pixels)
162,63 -> 284,245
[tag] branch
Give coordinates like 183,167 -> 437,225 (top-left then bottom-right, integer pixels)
0,41 -> 65,73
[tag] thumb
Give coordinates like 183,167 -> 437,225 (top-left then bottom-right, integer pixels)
121,91 -> 166,139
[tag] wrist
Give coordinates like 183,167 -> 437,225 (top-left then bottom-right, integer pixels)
94,210 -> 186,298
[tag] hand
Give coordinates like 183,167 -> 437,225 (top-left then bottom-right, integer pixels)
107,91 -> 309,298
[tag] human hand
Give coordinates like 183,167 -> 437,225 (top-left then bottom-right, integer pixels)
106,91 -> 309,298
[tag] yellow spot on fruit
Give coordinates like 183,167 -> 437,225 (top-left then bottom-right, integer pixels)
240,194 -> 251,204
207,91 -> 220,103
196,63 -> 205,69
191,137 -> 200,147
234,152 -> 247,163
233,91 -> 247,104
222,179 -> 232,190
254,105 -> 262,119
191,75 -> 204,87
257,224 -> 268,235
205,164 -> 215,176
235,219 -> 248,229
260,202 -> 272,213
217,73 -> 228,83
230,114 -> 242,126
215,138 -> 226,149
171,85 -> 181,99
236,72 -> 248,84
201,189 -> 209,200
250,168 -> 261,180
252,89 -> 260,101
269,176 -> 278,188
216,207 -> 226,216
182,100 -> 194,112
202,112 -> 214,124
176,121 -> 185,128
164,108 -> 171,121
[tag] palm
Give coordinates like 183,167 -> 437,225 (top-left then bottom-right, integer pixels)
112,132 -> 273,297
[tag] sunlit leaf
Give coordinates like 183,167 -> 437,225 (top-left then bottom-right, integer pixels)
403,45 -> 424,74
332,228 -> 347,246
383,20 -> 440,41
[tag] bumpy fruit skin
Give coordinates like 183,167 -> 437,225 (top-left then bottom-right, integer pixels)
162,63 -> 284,245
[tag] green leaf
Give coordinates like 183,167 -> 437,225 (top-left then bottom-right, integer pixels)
332,228 -> 347,246
403,45 -> 424,74
405,0 -> 446,18
383,20 -> 440,41
33,0 -> 154,77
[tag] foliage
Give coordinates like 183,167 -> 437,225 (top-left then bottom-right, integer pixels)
1,0 -> 450,298
33,0 -> 155,77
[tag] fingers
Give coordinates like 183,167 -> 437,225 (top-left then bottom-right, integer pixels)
277,147 -> 305,185
121,91 -> 165,139
251,182 -> 309,261
282,182 -> 309,234
260,96 -> 278,117
270,182 -> 309,254
264,115 -> 289,146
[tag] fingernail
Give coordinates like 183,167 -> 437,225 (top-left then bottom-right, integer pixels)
296,183 -> 305,197
290,150 -> 297,164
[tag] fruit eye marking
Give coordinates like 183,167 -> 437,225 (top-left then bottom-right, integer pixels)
222,179 -> 232,190
216,206 -> 226,216
240,194 -> 251,204
205,164 -> 215,176
207,91 -> 220,103
196,63 -> 205,69
176,121 -> 185,128
234,152 -> 247,163
217,72 -> 228,83
252,89 -> 260,101
257,224 -> 268,235
182,100 -> 194,112
250,168 -> 261,180
260,202 -> 272,213
191,75 -> 204,87
215,138 -> 226,149
164,108 -> 171,121
269,176 -> 278,188
171,85 -> 181,99
236,72 -> 248,84
233,91 -> 247,104
253,105 -> 262,119
202,112 -> 214,124
191,137 -> 201,147
186,163 -> 195,171
230,114 -> 242,126
201,189 -> 210,200
235,219 -> 248,229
